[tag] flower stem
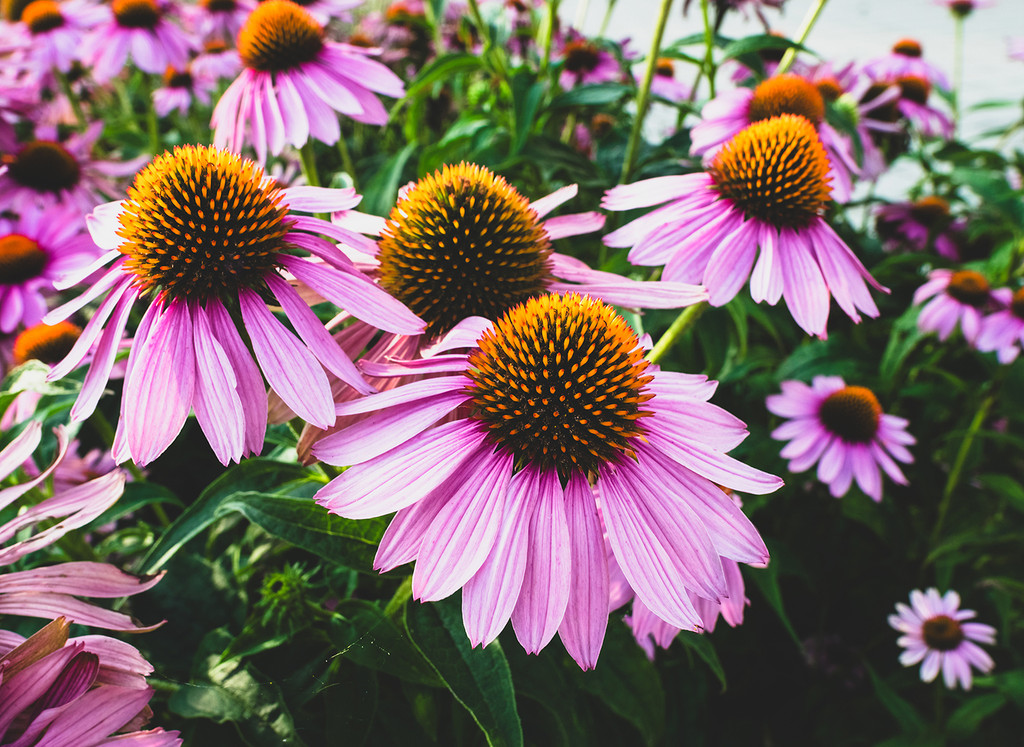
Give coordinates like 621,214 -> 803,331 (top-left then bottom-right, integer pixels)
54,69 -> 87,130
776,0 -> 830,75
540,0 -> 560,76
336,133 -> 358,191
299,141 -> 321,188
140,75 -> 161,155
647,301 -> 708,364
620,0 -> 675,183
701,0 -> 716,99
598,0 -> 617,37
952,14 -> 964,135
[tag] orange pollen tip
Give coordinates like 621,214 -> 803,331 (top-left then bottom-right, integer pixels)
749,74 -> 826,126
21,0 -> 62,32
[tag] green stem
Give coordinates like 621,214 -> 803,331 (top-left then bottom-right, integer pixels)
299,141 -> 321,188
54,70 -> 87,130
930,386 -> 998,547
701,0 -> 716,99
647,301 -> 708,364
540,0 -> 559,76
776,0 -> 830,75
952,14 -> 964,135
598,0 -> 617,37
686,2 -> 724,104
140,75 -> 161,155
421,0 -> 445,53
336,134 -> 358,191
384,576 -> 414,618
619,0 -> 675,183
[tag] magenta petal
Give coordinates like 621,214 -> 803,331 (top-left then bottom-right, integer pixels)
238,287 -> 334,429
375,492 -> 449,571
0,592 -> 162,632
0,420 -> 41,481
190,303 -> 245,465
123,299 -> 195,467
462,471 -> 533,648
412,450 -> 514,602
0,563 -> 162,597
0,644 -> 82,734
645,430 -> 783,495
530,184 -> 577,217
557,474 -> 609,670
71,288 -> 136,423
510,468 -> 571,654
283,185 -> 361,213
36,685 -> 155,745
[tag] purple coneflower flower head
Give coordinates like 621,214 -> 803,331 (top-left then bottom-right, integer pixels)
45,144 -> 424,467
0,421 -> 164,631
863,38 -> 950,91
556,31 -> 624,89
682,0 -> 785,28
649,57 -> 690,103
0,617 -> 182,746
0,203 -> 101,333
875,196 -> 963,259
0,123 -> 147,212
605,114 -> 885,337
152,64 -> 215,116
767,377 -> 914,501
892,75 -> 954,139
289,162 -> 707,461
6,0 -> 106,75
977,287 -> 1024,364
913,268 -> 993,345
212,0 -> 404,163
84,0 -> 194,82
184,0 -> 255,44
935,0 -> 994,18
191,37 -> 243,79
889,588 -> 996,690
691,73 -> 860,202
314,292 -> 780,669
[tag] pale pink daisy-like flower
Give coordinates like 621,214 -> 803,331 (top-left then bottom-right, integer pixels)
152,64 -> 215,117
212,0 -> 404,163
0,421 -> 163,632
889,588 -> 996,690
287,162 -> 708,461
977,287 -> 1024,364
690,73 -> 861,203
314,293 -> 780,669
0,617 -> 182,746
648,57 -> 690,103
83,0 -> 195,82
875,196 -> 963,260
604,114 -> 885,337
556,31 -> 625,90
767,376 -> 915,501
191,38 -> 243,80
913,268 -> 993,345
863,39 -> 950,91
0,123 -> 148,213
0,203 -> 101,333
45,144 -> 424,468
183,0 -> 255,44
5,0 -> 106,75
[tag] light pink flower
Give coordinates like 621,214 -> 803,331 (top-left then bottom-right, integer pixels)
0,203 -> 101,333
913,268 -> 994,345
183,0 -> 255,44
977,286 -> 1024,363
0,617 -> 181,746
892,75 -> 954,139
152,65 -> 215,117
767,376 -> 915,501
875,196 -> 963,259
889,588 -> 996,690
605,115 -> 885,337
45,144 -> 424,467
83,0 -> 195,82
5,0 -> 106,75
556,31 -> 625,90
648,57 -> 690,103
212,0 -> 404,162
863,38 -> 950,91
314,293 -> 780,669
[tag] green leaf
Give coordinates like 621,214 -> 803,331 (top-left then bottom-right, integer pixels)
747,557 -> 801,648
219,494 -> 388,570
549,83 -> 632,110
510,73 -> 545,155
170,628 -> 306,746
572,621 -> 665,747
947,693 -> 1006,738
406,596 -> 523,747
139,458 -> 314,573
87,481 -> 182,530
865,663 -> 926,734
361,142 -> 418,216
978,473 -> 1024,514
989,669 -> 1024,709
676,631 -> 727,691
329,600 -> 441,686
404,53 -> 485,99
720,34 -> 809,63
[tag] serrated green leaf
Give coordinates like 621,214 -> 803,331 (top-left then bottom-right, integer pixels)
406,596 -> 523,747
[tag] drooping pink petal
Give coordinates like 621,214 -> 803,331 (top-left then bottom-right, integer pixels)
190,303 -> 245,465
0,563 -> 163,598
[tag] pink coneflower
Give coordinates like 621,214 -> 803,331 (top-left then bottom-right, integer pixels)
977,287 -> 1024,363
0,123 -> 147,212
875,196 -> 963,260
767,376 -> 914,501
0,421 -> 163,631
889,588 -> 996,690
649,57 -> 690,102
314,293 -> 780,669
6,0 -> 106,75
289,162 -> 707,461
892,75 -> 954,139
281,0 -> 362,25
863,38 -> 950,91
185,0 -> 254,44
935,0 -> 994,18
0,617 -> 182,746
45,144 -> 424,467
604,114 -> 885,337
152,64 -> 215,116
913,268 -> 993,345
212,0 -> 404,163
191,37 -> 243,79
83,0 -> 194,82
690,73 -> 860,202
682,0 -> 784,28
556,31 -> 624,89
0,203 -> 100,333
